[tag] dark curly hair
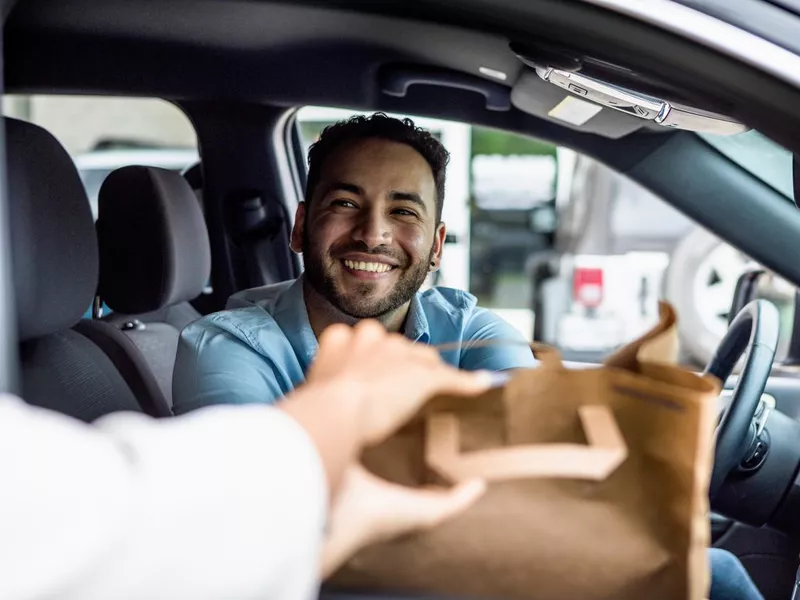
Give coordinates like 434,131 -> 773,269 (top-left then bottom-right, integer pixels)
306,113 -> 450,222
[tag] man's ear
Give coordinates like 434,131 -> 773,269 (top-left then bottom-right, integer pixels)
430,222 -> 446,270
290,202 -> 306,254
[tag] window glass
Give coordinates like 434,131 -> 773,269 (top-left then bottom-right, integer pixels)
3,95 -> 200,317
3,95 -> 199,218
700,130 -> 793,199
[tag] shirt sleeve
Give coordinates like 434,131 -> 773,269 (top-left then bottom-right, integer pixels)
172,318 -> 287,415
0,394 -> 327,600
459,307 -> 538,372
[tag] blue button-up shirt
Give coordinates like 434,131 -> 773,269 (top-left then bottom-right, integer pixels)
172,277 -> 536,415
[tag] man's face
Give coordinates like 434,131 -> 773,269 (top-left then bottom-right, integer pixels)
292,137 -> 445,319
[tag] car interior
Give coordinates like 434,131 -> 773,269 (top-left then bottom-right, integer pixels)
6,0 -> 800,598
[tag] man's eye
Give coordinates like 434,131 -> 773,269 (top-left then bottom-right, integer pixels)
393,208 -> 418,217
332,199 -> 357,208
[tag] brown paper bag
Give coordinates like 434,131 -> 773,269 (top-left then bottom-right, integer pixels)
327,302 -> 720,600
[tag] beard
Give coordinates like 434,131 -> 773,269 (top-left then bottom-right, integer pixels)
302,229 -> 434,320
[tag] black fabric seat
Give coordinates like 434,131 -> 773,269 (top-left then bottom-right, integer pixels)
95,165 -> 211,410
6,117 -> 145,422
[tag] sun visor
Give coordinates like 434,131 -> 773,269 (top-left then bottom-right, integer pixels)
511,69 -> 646,139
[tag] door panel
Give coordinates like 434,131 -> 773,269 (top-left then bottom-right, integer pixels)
716,371 -> 800,600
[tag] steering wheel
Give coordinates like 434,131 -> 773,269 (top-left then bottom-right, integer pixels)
705,299 -> 780,499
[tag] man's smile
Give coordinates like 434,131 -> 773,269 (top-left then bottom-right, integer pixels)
342,259 -> 394,273
340,258 -> 398,280
336,251 -> 401,280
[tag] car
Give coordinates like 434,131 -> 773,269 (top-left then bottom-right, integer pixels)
4,1 -> 800,599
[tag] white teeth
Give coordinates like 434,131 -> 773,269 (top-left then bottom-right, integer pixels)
343,259 -> 392,273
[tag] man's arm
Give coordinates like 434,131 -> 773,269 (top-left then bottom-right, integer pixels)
459,307 -> 537,372
0,395 -> 327,600
172,317 -> 287,415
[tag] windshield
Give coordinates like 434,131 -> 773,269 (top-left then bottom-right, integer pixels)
699,130 -> 793,199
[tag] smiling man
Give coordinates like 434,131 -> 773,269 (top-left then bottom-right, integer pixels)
172,114 -> 535,414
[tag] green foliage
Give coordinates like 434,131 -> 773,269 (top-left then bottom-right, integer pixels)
471,126 -> 557,157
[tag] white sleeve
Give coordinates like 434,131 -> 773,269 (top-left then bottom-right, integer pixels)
0,394 -> 328,600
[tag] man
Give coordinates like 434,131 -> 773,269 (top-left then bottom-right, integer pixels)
173,113 -> 534,414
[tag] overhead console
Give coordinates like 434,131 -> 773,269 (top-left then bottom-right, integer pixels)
509,41 -> 748,137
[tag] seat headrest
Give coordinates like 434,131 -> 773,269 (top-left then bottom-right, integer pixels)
96,166 -> 211,314
5,117 -> 99,341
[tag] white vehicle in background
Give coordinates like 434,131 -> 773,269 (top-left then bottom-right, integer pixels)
73,145 -> 199,218
664,226 -> 754,365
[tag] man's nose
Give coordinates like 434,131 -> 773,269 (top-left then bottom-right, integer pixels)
351,208 -> 391,249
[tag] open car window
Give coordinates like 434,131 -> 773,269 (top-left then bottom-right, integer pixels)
295,109 -> 793,370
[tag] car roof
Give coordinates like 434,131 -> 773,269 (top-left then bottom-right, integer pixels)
7,0 -> 799,140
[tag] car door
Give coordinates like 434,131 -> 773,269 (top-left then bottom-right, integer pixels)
713,277 -> 800,600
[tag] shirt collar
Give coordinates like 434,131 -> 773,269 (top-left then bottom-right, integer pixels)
403,293 -> 430,344
270,275 -> 319,369
272,276 -> 430,366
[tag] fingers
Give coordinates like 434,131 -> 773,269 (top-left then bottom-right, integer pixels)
318,320 -> 449,374
311,324 -> 354,381
412,479 -> 487,529
414,343 -> 444,366
432,367 -> 495,397
312,320 -> 496,449
318,323 -> 354,348
321,465 -> 486,579
350,320 -> 386,357
352,319 -> 386,341
374,477 -> 486,542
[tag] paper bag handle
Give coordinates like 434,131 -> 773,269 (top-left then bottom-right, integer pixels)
425,405 -> 627,483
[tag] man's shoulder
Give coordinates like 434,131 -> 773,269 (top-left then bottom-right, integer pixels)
418,286 -> 534,370
418,286 -> 478,316
417,285 -> 522,337
417,286 -> 510,338
226,279 -> 298,310
182,306 -> 288,352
